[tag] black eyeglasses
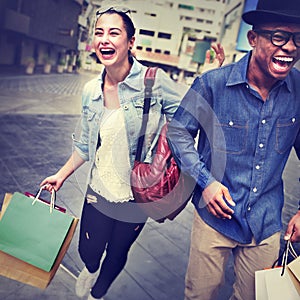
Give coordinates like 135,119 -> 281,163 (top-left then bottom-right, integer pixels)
254,30 -> 300,48
96,6 -> 131,18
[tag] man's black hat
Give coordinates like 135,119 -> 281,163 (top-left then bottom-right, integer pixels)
242,0 -> 300,25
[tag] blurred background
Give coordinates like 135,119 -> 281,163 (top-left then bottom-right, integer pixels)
0,0 -> 279,83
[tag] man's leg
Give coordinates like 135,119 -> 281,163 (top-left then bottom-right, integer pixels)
231,232 -> 281,300
185,211 -> 237,300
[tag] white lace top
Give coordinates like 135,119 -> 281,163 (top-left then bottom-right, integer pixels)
90,107 -> 134,203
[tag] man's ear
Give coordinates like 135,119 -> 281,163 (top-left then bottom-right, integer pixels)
247,30 -> 257,48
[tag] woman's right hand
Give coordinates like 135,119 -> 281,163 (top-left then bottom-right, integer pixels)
40,174 -> 64,192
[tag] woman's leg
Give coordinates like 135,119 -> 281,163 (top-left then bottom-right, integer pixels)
76,198 -> 116,297
91,218 -> 146,298
79,200 -> 114,272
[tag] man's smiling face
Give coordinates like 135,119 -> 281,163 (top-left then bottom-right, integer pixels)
248,22 -> 300,81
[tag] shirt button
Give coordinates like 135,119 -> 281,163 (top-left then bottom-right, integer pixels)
261,119 -> 266,124
124,105 -> 129,110
253,187 -> 258,193
229,121 -> 234,126
255,165 -> 260,170
259,143 -> 264,148
248,206 -> 251,211
292,118 -> 296,123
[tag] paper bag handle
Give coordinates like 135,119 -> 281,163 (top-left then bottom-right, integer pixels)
32,185 -> 56,213
279,233 -> 298,276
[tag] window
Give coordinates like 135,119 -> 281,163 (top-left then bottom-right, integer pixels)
136,46 -> 143,50
178,4 -> 194,10
164,50 -> 170,55
145,12 -> 157,17
158,32 -> 172,39
155,49 -> 162,53
146,47 -> 152,52
184,16 -> 193,21
139,29 -> 155,37
188,36 -> 197,42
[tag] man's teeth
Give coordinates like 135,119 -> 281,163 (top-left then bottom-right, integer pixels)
274,57 -> 293,62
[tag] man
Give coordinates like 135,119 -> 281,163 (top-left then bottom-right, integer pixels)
167,0 -> 300,299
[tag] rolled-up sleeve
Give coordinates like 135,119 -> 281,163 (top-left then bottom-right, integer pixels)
72,83 -> 92,162
158,69 -> 188,121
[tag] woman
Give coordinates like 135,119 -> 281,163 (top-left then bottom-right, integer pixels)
41,7 -> 186,300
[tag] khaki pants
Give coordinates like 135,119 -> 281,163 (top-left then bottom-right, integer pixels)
185,210 -> 280,300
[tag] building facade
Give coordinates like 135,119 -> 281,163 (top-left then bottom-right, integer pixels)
0,0 -> 247,78
0,0 -> 86,73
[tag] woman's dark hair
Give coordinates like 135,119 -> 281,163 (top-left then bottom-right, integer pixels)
97,10 -> 135,40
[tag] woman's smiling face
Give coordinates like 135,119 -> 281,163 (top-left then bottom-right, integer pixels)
93,13 -> 135,68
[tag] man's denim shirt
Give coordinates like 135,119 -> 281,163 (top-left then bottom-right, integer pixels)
168,52 -> 300,244
73,57 -> 187,186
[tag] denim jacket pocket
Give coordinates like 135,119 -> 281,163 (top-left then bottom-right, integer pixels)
213,119 -> 248,154
275,116 -> 300,154
133,97 -> 158,119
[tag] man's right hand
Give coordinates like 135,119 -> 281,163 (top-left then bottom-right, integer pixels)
202,181 -> 235,219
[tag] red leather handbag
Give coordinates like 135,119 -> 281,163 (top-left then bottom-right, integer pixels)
130,68 -> 193,223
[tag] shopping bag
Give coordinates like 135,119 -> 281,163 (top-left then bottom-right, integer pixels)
288,256 -> 300,294
255,267 -> 300,300
256,238 -> 300,300
0,190 -> 73,271
0,191 -> 78,288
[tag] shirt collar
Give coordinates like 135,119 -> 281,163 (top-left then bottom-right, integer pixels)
226,52 -> 250,87
226,51 -> 292,93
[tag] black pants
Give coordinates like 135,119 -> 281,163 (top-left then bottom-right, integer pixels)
79,187 -> 147,298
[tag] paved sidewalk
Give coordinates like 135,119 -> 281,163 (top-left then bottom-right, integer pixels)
0,71 -> 298,300
0,265 -> 80,300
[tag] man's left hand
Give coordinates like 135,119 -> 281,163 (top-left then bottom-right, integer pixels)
284,211 -> 300,242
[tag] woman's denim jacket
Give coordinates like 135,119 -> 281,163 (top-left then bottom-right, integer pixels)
73,58 -> 187,183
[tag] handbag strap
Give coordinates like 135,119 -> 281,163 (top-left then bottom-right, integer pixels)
135,67 -> 158,162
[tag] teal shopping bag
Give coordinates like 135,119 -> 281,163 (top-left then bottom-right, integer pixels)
0,191 -> 74,271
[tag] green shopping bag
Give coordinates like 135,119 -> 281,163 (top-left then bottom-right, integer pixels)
0,190 -> 74,272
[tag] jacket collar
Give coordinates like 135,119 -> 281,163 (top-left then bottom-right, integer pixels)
91,57 -> 144,100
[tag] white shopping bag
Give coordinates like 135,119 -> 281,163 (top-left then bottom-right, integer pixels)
255,267 -> 300,300
288,256 -> 300,295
